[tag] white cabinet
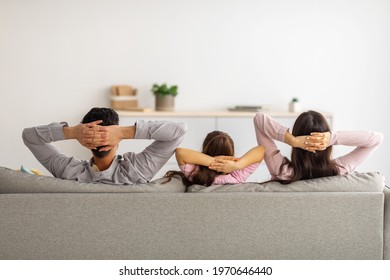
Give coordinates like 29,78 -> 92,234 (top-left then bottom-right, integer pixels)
118,111 -> 332,182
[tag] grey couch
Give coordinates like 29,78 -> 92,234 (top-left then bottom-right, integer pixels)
0,166 -> 388,260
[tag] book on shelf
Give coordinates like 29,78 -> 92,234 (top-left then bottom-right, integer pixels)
228,105 -> 271,112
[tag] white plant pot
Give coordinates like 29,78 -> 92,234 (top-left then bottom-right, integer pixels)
289,101 -> 302,113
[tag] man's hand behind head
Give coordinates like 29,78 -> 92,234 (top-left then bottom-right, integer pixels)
65,120 -> 136,152
64,120 -> 107,150
93,125 -> 136,152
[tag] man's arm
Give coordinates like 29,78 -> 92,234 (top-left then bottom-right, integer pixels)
22,122 -> 77,177
22,121 -> 104,178
119,120 -> 187,181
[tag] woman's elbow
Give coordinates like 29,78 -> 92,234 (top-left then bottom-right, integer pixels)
253,112 -> 265,123
253,112 -> 267,130
374,132 -> 384,147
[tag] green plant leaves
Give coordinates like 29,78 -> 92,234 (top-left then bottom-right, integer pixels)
151,83 -> 178,96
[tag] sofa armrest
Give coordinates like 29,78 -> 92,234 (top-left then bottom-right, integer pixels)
384,185 -> 390,260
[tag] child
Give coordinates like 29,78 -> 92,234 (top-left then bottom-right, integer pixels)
165,130 -> 265,187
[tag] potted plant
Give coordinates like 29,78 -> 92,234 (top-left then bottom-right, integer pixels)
289,97 -> 302,113
151,83 -> 178,111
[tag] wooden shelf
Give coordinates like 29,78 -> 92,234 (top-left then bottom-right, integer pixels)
117,110 -> 333,118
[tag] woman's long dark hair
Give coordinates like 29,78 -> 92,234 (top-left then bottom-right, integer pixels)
280,110 -> 339,184
164,131 -> 234,187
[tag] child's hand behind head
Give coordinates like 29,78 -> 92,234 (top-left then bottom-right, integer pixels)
209,158 -> 240,174
213,155 -> 240,162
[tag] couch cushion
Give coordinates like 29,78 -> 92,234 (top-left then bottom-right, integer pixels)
187,172 -> 385,193
0,166 -> 185,193
0,166 -> 384,194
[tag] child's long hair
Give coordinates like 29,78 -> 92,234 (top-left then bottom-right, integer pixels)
165,131 -> 234,187
279,110 -> 339,184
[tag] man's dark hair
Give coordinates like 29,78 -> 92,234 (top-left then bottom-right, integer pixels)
81,107 -> 119,158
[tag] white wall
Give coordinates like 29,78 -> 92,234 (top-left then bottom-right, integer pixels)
1,0 -> 389,180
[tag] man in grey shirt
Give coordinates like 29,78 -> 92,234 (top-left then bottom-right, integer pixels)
22,107 -> 187,184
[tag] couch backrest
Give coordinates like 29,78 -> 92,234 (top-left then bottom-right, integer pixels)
0,166 -> 185,193
187,172 -> 385,193
0,166 -> 385,194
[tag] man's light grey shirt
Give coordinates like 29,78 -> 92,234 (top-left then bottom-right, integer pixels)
22,120 -> 187,184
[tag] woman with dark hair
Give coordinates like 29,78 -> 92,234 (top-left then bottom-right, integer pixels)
165,131 -> 265,187
252,111 -> 383,184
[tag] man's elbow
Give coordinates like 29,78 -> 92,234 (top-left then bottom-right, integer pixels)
22,128 -> 31,146
175,122 -> 188,137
